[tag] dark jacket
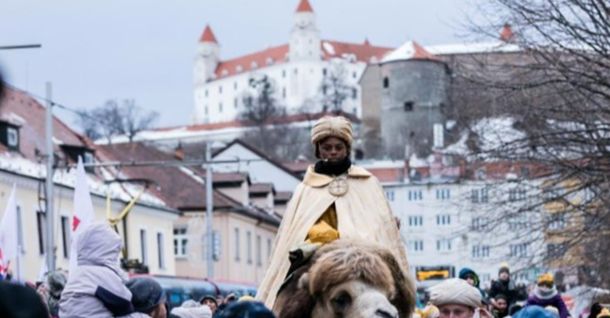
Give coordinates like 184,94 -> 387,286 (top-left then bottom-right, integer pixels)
489,279 -> 516,305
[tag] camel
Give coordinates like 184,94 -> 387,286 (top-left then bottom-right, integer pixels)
273,240 -> 415,318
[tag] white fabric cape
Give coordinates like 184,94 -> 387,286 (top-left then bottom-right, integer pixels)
256,165 -> 409,307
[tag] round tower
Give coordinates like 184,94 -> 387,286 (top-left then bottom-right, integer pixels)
194,25 -> 220,85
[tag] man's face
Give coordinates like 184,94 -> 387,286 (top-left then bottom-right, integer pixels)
203,299 -> 217,312
466,277 -> 475,286
318,137 -> 348,162
499,272 -> 509,281
151,303 -> 167,318
496,299 -> 508,311
439,304 -> 475,318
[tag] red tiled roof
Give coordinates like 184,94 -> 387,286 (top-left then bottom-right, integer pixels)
215,44 -> 289,77
249,182 -> 274,195
296,0 -> 314,13
367,167 -> 406,183
0,88 -> 89,161
96,143 -> 238,210
214,40 -> 392,78
321,40 -> 393,62
152,111 -> 360,133
200,25 -> 218,43
500,23 -> 514,42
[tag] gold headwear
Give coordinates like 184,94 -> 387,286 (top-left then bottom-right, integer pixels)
311,116 -> 353,146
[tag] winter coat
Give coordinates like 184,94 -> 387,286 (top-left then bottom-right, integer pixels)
526,287 -> 570,318
59,223 -> 134,318
256,165 -> 408,308
490,279 -> 517,305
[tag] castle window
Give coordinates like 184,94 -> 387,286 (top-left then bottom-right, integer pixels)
204,105 -> 208,115
383,77 -> 389,88
294,68 -> 298,75
234,82 -> 238,90
352,88 -> 358,99
282,87 -> 287,98
266,57 -> 274,65
204,89 -> 209,97
282,70 -> 286,78
322,68 -> 327,76
234,98 -> 238,109
251,61 -> 258,69
353,72 -> 357,79
404,101 -> 414,112
236,65 -> 243,73
219,102 -> 223,113
219,86 -> 222,94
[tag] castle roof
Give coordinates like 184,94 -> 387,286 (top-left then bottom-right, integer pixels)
381,40 -> 439,63
296,0 -> 314,13
199,24 -> 218,43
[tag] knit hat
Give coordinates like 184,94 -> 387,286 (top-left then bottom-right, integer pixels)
458,268 -> 480,288
215,301 -> 275,318
537,273 -> 554,285
126,277 -> 166,314
311,116 -> 353,147
499,266 -> 510,275
429,278 -> 482,309
597,308 -> 610,318
199,294 -> 218,306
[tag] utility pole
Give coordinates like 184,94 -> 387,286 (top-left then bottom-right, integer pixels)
205,142 -> 214,279
44,82 -> 55,272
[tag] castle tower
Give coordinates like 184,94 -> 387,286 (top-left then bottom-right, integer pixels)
289,0 -> 321,61
194,25 -> 220,85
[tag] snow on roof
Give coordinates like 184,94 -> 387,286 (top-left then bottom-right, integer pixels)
322,41 -> 336,55
443,117 -> 527,157
409,154 -> 431,168
425,41 -> 521,55
381,40 -> 439,63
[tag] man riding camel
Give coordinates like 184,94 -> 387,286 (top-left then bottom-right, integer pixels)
256,115 -> 409,309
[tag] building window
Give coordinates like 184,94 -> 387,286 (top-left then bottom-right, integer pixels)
173,228 -> 188,258
61,216 -> 70,259
204,89 -> 208,97
472,217 -> 488,231
352,71 -> 357,79
293,68 -> 298,75
247,231 -> 252,264
282,87 -> 287,98
322,85 -> 327,95
234,98 -> 238,109
509,243 -> 528,257
404,101 -> 414,112
234,82 -> 238,90
436,239 -> 452,252
37,211 -> 46,255
352,88 -> 358,99
472,245 -> 491,259
436,189 -> 450,200
408,240 -> 424,253
471,188 -> 489,203
509,188 -> 527,201
386,191 -> 395,201
267,238 -> 272,261
547,243 -> 567,259
383,77 -> 389,88
251,61 -> 258,69
408,215 -> 423,227
282,69 -> 286,78
322,68 -> 327,76
408,190 -> 423,201
256,235 -> 262,267
140,229 -> 147,265
508,213 -> 528,230
219,102 -> 223,113
234,228 -> 240,262
436,214 -> 451,226
157,232 -> 165,269
16,205 -> 24,254
7,127 -> 19,148
204,105 -> 209,115
548,213 -> 566,230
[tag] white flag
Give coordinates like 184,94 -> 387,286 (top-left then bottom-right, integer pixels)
0,184 -> 18,278
69,157 -> 96,273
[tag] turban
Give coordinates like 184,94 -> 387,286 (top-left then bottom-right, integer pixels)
429,279 -> 482,309
311,116 -> 353,146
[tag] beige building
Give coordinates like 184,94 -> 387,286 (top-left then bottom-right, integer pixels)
97,142 -> 283,286
0,88 -> 179,281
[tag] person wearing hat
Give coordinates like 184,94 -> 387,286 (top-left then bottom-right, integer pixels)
256,116 -> 408,309
429,278 -> 492,318
490,265 -> 517,308
126,277 -> 167,318
525,273 -> 570,318
199,294 -> 218,314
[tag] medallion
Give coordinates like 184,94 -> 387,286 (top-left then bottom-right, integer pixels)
328,176 -> 348,196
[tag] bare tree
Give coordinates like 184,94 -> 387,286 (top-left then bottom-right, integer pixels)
455,0 -> 610,288
320,61 -> 356,113
77,99 -> 158,143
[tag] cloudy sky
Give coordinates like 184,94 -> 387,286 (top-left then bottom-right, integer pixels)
0,0 -> 482,128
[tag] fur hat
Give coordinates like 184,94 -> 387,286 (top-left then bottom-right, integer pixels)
429,278 -> 482,309
537,273 -> 554,285
126,277 -> 166,314
310,116 -> 353,147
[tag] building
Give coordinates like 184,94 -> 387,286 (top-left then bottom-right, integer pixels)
97,142 -> 283,285
192,0 -> 392,124
0,88 -> 179,281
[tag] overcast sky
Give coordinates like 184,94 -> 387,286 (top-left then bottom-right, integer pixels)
0,0 -> 481,128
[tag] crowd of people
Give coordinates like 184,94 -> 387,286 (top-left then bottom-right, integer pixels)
416,266 -> 607,318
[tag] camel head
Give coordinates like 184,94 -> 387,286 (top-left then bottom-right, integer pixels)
274,240 -> 415,318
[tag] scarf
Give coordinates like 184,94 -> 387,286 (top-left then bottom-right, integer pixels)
314,157 -> 351,176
